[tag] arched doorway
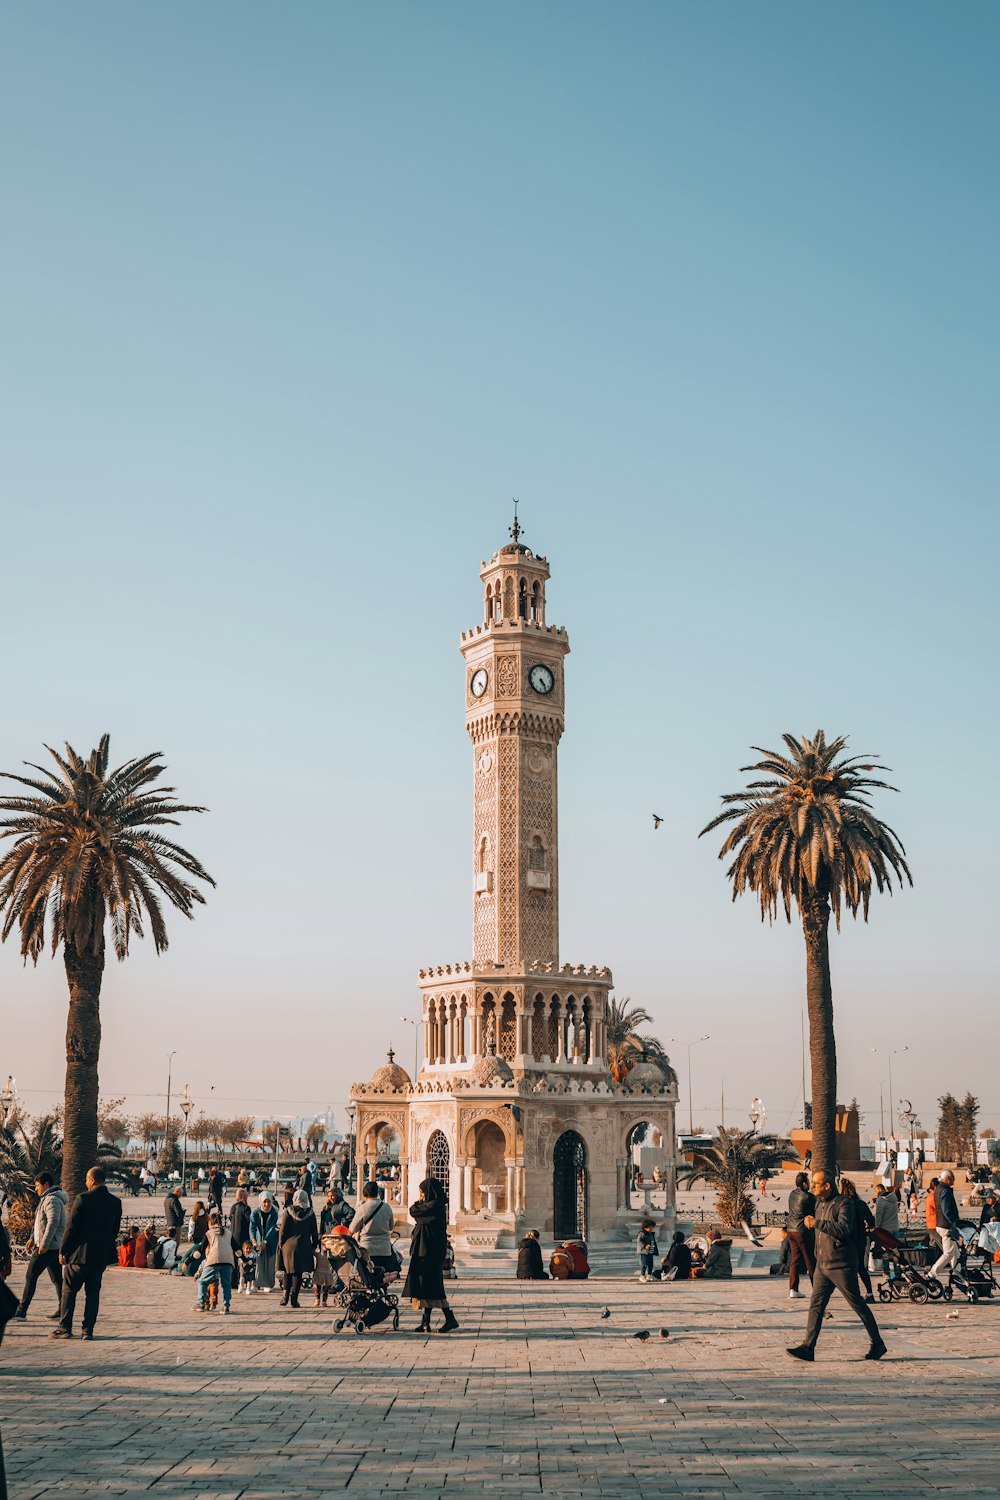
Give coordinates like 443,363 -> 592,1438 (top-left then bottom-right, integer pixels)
553,1130 -> 588,1240
626,1120 -> 666,1209
473,1120 -> 507,1212
426,1129 -> 450,1210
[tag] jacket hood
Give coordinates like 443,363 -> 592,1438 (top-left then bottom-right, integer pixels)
52,1188 -> 68,1204
289,1205 -> 312,1221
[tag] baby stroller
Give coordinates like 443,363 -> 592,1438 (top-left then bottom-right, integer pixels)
873,1228 -> 944,1303
326,1233 -> 401,1335
941,1229 -> 997,1304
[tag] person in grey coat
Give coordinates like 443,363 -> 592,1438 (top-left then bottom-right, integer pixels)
14,1174 -> 68,1320
787,1169 -> 885,1363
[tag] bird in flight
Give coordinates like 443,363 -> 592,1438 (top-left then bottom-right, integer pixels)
652,814 -> 663,830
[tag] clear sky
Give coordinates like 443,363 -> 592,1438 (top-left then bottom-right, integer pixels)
2,3 -> 997,1143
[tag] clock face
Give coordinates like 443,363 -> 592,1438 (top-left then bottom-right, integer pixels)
528,663 -> 555,696
470,668 -> 489,698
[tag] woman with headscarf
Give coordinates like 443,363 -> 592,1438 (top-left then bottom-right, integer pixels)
249,1193 -> 279,1292
402,1178 -> 458,1334
278,1189 -> 319,1308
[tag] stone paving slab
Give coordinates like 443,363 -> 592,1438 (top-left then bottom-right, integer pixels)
2,1266 -> 998,1498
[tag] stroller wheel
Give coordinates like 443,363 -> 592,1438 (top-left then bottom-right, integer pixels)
333,1319 -> 346,1332
877,1285 -> 892,1303
925,1279 -> 944,1301
909,1283 -> 929,1304
941,1284 -> 953,1302
354,1319 -> 368,1333
966,1290 -> 979,1304
393,1312 -> 400,1330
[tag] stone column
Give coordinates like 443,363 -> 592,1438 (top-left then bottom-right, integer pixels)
448,1008 -> 456,1065
458,1007 -> 467,1063
615,1157 -> 625,1211
555,1000 -> 566,1062
463,1161 -> 474,1214
505,1159 -> 515,1215
471,1008 -> 480,1057
423,1011 -> 431,1070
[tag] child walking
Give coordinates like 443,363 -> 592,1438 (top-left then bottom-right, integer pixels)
637,1219 -> 658,1282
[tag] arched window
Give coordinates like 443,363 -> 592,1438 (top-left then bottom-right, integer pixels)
484,584 -> 493,624
531,581 -> 542,623
518,578 -> 527,619
494,585 -> 503,623
427,1130 -> 450,1209
479,835 -> 490,873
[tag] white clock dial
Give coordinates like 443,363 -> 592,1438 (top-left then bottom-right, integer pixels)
528,663 -> 555,695
470,668 -> 489,698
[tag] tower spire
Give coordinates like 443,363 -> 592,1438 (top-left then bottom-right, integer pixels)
509,497 -> 522,545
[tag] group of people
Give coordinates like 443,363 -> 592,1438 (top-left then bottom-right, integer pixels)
634,1221 -> 733,1282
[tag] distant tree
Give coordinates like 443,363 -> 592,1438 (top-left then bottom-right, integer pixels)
959,1093 -> 980,1167
305,1121 -> 328,1153
134,1112 -> 166,1153
677,1127 -> 794,1229
0,735 -> 214,1196
97,1097 -> 132,1150
189,1114 -> 214,1151
605,998 -> 676,1086
218,1117 -> 255,1154
701,732 -> 911,1173
262,1121 -> 288,1153
936,1093 -> 960,1163
803,1101 -> 813,1130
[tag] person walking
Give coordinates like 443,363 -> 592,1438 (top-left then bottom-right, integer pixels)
841,1179 -> 876,1302
229,1188 -> 252,1294
930,1170 -> 962,1286
278,1189 -> 318,1307
785,1171 -> 816,1301
347,1182 -> 397,1274
786,1169 -> 886,1363
196,1210 -> 235,1313
402,1178 -> 458,1334
163,1185 -> 185,1237
874,1183 -> 900,1273
52,1165 -> 123,1341
250,1194 -> 279,1292
208,1167 -> 225,1214
14,1173 -> 68,1322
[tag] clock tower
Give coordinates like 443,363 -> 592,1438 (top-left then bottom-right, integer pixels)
459,520 -> 569,969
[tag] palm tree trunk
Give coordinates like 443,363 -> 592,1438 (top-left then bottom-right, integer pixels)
62,940 -> 105,1198
801,897 -> 837,1175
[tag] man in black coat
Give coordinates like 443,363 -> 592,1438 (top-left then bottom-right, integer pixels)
209,1168 -> 225,1213
163,1186 -> 185,1234
787,1169 -> 885,1363
228,1188 -> 251,1291
785,1171 -> 816,1300
52,1165 -> 123,1341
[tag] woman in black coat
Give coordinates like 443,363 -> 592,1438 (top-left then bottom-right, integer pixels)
402,1178 -> 458,1334
278,1190 -> 318,1308
516,1231 -> 548,1280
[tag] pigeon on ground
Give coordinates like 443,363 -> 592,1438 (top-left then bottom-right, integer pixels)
652,814 -> 663,829
601,1307 -> 611,1320
659,1329 -> 670,1340
632,1330 -> 651,1341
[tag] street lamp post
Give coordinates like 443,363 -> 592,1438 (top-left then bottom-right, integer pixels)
399,1015 -> 420,1078
346,1104 -> 356,1198
180,1089 -> 193,1193
668,1036 -> 710,1137
164,1051 -> 176,1160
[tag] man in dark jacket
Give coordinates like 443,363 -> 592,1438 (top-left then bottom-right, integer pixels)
931,1170 -> 962,1284
228,1188 -> 252,1291
209,1168 -> 225,1212
516,1230 -> 548,1280
163,1186 -> 185,1234
785,1171 -> 816,1300
52,1166 -> 123,1341
787,1170 -> 885,1363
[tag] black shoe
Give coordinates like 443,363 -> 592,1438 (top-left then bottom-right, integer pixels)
415,1314 -> 431,1333
279,1297 -> 290,1307
786,1345 -> 814,1362
47,1311 -> 61,1321
50,1327 -> 73,1339
437,1311 -> 459,1334
864,1341 -> 887,1361
81,1329 -> 94,1341
13,1310 -> 26,1320
864,1295 -> 876,1304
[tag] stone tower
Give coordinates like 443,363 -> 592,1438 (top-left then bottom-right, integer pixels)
349,520 -> 677,1250
459,528 -> 568,970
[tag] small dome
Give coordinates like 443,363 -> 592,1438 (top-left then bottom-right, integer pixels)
470,1054 -> 514,1086
624,1061 -> 666,1089
366,1048 -> 411,1092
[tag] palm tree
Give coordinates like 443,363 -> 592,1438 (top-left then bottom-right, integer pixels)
0,1112 -> 64,1243
0,736 -> 214,1196
700,731 -> 911,1172
606,998 -> 676,1086
677,1126 -> 793,1229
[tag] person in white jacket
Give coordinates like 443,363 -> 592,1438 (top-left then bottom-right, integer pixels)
14,1174 -> 68,1320
196,1212 -> 235,1313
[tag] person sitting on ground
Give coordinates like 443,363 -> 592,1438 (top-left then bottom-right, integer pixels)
770,1229 -> 792,1277
516,1229 -> 549,1280
696,1228 -> 733,1279
549,1240 -> 590,1279
153,1229 -> 178,1270
118,1227 -> 139,1267
132,1223 -> 157,1269
662,1229 -> 693,1282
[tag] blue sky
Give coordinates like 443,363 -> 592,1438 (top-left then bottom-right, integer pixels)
2,3 -> 997,1140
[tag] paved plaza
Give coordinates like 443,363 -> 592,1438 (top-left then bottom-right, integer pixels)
3,1265 -> 998,1500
